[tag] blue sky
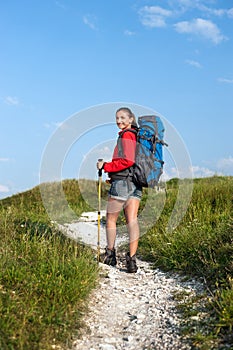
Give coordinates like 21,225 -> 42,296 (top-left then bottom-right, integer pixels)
0,0 -> 233,199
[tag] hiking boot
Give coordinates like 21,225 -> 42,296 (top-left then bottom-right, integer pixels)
102,247 -> 117,266
126,252 -> 138,273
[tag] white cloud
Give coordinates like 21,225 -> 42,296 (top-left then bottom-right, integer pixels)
163,158 -> 233,180
82,146 -> 112,162
191,165 -> 216,178
163,166 -> 192,180
217,78 -> 233,84
189,158 -> 233,178
0,184 -> 10,193
217,157 -> 233,174
79,145 -> 113,179
124,30 -> 136,36
162,167 -> 179,180
175,0 -> 194,7
43,123 -> 51,129
43,121 -> 64,129
55,1 -> 67,10
138,3 -> 230,43
185,59 -> 202,68
4,96 -> 20,106
196,4 -> 226,17
163,164 -> 220,180
0,158 -> 10,162
83,14 -> 98,30
172,1 -> 233,18
198,5 -> 233,18
139,6 -> 173,28
228,8 -> 233,18
171,0 -> 199,14
174,18 -> 226,44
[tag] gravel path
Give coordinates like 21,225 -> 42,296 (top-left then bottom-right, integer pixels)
59,212 -> 204,350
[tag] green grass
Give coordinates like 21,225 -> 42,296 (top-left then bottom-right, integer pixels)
1,176 -> 233,349
0,180 -> 99,350
138,176 -> 233,349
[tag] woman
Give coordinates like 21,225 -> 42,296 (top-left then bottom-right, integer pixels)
97,107 -> 142,273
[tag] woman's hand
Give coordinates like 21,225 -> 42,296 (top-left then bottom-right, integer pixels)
96,160 -> 105,170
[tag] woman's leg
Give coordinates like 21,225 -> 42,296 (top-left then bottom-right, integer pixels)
106,197 -> 124,249
123,198 -> 140,257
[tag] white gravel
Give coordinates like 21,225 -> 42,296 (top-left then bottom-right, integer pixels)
58,212 -> 204,350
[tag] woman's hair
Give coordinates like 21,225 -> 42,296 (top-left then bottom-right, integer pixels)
116,107 -> 138,128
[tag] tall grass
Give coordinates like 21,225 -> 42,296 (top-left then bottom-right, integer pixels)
138,176 -> 233,348
1,177 -> 233,349
0,180 -> 99,350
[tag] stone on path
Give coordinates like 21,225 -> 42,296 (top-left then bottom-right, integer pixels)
72,255 -> 203,350
58,212 -> 204,350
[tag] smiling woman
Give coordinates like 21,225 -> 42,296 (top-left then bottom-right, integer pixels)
1,0 -> 233,205
97,107 -> 142,273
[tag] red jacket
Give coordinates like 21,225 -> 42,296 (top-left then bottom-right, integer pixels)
103,129 -> 137,173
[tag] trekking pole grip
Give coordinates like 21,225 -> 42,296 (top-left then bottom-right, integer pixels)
98,158 -> 103,177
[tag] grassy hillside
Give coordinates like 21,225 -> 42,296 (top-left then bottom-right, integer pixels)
0,177 -> 232,349
138,176 -> 233,349
0,180 -> 99,350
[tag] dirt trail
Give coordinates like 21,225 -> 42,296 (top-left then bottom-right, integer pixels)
59,212 -> 203,350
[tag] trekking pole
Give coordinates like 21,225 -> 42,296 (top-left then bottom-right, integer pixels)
97,159 -> 103,262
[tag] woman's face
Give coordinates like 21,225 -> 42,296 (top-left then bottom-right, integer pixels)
116,110 -> 133,130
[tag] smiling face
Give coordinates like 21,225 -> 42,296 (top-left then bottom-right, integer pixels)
116,110 -> 133,130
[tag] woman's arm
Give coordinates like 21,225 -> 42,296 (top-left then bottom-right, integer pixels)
103,131 -> 136,173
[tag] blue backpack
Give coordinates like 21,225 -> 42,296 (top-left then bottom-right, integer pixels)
117,115 -> 167,188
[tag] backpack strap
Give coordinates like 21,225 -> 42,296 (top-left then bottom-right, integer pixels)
109,128 -> 137,190
117,128 -> 137,158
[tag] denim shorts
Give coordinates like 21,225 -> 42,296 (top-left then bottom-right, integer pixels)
108,179 -> 142,201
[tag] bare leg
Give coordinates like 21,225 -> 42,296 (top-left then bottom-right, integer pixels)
106,198 -> 124,249
123,198 -> 140,256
